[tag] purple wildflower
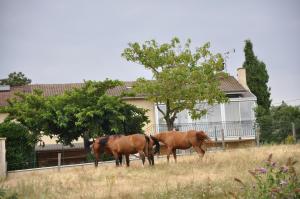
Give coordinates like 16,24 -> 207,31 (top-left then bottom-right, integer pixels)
255,167 -> 267,174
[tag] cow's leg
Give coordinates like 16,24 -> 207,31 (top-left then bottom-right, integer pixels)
118,155 -> 123,166
138,150 -> 146,165
172,149 -> 177,163
112,152 -> 120,166
147,154 -> 152,165
94,152 -> 99,167
150,153 -> 154,165
125,154 -> 130,167
193,146 -> 205,158
166,147 -> 173,163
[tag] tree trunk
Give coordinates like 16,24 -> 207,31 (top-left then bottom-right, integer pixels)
83,131 -> 91,153
166,118 -> 175,131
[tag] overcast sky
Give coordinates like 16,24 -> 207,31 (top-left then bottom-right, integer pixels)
0,0 -> 299,105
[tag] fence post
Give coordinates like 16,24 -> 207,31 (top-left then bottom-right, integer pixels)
292,122 -> 296,144
221,129 -> 225,150
256,126 -> 260,147
0,138 -> 7,178
214,126 -> 217,142
58,153 -> 61,171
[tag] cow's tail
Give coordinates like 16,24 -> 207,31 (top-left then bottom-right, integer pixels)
150,135 -> 160,154
144,135 -> 150,157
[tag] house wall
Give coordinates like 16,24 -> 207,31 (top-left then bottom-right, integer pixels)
0,138 -> 6,177
124,98 -> 156,134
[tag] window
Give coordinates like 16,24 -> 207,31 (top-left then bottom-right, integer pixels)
225,102 -> 240,122
191,103 -> 221,123
175,110 -> 189,124
206,104 -> 221,122
157,100 -> 256,125
157,104 -> 166,124
157,105 -> 189,124
193,103 -> 208,122
240,101 -> 255,121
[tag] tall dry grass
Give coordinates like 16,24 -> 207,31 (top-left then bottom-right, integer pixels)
2,144 -> 300,199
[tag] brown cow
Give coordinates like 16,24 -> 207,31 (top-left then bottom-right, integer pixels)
153,130 -> 211,163
92,134 -> 159,167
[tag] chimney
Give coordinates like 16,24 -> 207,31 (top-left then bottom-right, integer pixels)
237,68 -> 250,91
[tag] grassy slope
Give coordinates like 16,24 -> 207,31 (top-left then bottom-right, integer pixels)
2,144 -> 300,199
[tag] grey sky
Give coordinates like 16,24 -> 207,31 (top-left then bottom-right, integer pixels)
0,0 -> 300,105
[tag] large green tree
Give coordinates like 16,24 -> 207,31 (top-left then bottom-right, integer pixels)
122,37 -> 228,130
43,80 -> 149,149
243,40 -> 271,110
243,40 -> 272,142
2,80 -> 149,151
0,72 -> 32,86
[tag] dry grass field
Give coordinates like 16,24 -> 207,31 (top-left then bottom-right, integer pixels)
1,144 -> 300,199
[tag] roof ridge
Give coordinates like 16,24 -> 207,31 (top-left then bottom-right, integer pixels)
0,76 -> 252,107
30,83 -> 84,86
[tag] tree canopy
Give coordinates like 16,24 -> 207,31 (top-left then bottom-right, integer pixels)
3,89 -> 48,144
0,72 -> 32,86
243,40 -> 272,142
1,80 -> 149,149
258,102 -> 300,143
122,37 -> 228,130
0,121 -> 35,170
243,40 -> 271,110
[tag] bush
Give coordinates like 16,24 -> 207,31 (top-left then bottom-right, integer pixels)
285,135 -> 295,145
0,122 -> 35,170
232,154 -> 300,198
257,103 -> 300,144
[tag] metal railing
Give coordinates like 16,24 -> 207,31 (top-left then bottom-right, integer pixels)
145,120 -> 256,139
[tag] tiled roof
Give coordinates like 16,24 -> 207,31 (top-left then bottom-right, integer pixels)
219,76 -> 246,92
0,85 -> 32,106
30,83 -> 83,97
0,76 -> 249,106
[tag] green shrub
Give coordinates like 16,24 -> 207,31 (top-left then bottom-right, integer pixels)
285,135 -> 295,144
0,122 -> 35,170
257,103 -> 300,144
232,154 -> 300,199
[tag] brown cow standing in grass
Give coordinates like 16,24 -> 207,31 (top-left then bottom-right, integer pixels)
92,134 -> 160,167
91,135 -> 123,167
153,130 -> 211,163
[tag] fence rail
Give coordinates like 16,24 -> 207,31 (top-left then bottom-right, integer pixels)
146,120 -> 256,140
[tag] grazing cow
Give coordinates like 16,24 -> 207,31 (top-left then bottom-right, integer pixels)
153,130 -> 211,163
92,134 -> 160,167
